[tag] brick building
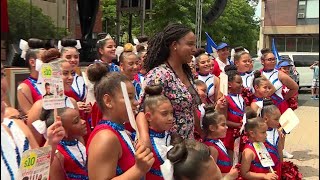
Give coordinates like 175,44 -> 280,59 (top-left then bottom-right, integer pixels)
258,0 -> 319,53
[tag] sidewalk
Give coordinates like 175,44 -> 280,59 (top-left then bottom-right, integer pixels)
284,106 -> 319,180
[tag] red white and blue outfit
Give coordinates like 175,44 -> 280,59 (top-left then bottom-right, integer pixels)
21,76 -> 43,103
197,73 -> 216,104
64,88 -> 92,144
146,129 -> 171,180
132,79 -> 142,101
262,69 -> 289,114
134,73 -> 145,86
243,141 -> 281,180
94,60 -> 120,72
224,93 -> 245,150
204,138 -> 232,173
57,139 -> 88,180
252,96 -> 264,110
240,71 -> 255,106
87,120 -> 135,176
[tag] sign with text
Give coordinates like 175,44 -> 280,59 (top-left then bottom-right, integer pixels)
40,63 -> 65,110
17,146 -> 52,180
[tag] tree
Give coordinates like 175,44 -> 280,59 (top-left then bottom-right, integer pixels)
101,0 -> 259,54
8,0 -> 69,43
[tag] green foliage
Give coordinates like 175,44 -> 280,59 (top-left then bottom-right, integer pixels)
101,0 -> 260,54
8,0 -> 69,43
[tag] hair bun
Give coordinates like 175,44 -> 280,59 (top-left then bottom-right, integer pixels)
245,107 -> 257,119
234,46 -> 245,53
194,48 -> 206,57
167,142 -> 187,164
42,48 -> 61,63
204,104 -> 215,113
124,43 -> 134,52
224,64 -> 237,73
87,63 -> 109,83
28,38 -> 45,49
61,39 -> 77,47
144,85 -> 163,96
263,98 -> 274,107
137,35 -> 149,43
253,70 -> 261,78
261,48 -> 272,55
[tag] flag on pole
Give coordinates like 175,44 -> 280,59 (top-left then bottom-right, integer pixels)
272,38 -> 281,68
205,32 -> 218,54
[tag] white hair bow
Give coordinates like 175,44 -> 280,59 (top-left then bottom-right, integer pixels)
133,38 -> 140,45
32,120 -> 48,140
160,145 -> 175,180
58,40 -> 82,52
19,39 -> 29,60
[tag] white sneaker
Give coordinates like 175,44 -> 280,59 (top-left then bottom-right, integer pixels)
283,150 -> 294,159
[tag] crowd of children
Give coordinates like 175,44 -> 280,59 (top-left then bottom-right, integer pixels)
1,23 -> 303,179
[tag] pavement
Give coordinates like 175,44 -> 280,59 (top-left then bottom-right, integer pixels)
284,89 -> 319,180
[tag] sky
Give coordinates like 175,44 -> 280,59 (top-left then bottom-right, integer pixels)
255,0 -> 262,18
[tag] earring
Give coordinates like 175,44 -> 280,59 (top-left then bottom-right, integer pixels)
174,47 -> 177,50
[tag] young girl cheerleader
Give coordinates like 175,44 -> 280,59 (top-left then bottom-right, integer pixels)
95,34 -> 120,72
233,47 -> 254,106
49,106 -> 88,180
196,53 -> 220,104
60,40 -> 92,142
240,117 -> 281,180
17,38 -> 46,114
119,44 -> 141,101
86,62 -> 109,128
202,105 -> 238,179
141,84 -> 174,180
163,138 -> 223,180
277,60 -> 298,110
223,65 -> 245,159
261,99 -> 284,161
26,49 -> 78,146
260,48 -> 298,114
87,72 -> 154,179
250,71 -> 274,113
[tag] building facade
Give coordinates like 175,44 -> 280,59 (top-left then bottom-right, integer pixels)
258,0 -> 319,53
31,0 -> 102,39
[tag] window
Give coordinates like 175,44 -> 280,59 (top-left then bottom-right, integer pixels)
297,38 -> 312,52
306,0 -> 319,18
312,37 -> 319,52
286,38 -> 297,52
275,38 -> 285,51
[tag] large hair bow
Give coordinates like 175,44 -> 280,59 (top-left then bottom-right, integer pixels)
19,39 -> 29,60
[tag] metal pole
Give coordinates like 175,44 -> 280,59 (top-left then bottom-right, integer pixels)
128,13 -> 133,43
141,0 -> 146,35
116,0 -> 121,45
30,0 -> 32,37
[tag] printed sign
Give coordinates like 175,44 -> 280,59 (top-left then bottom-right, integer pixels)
219,73 -> 228,96
279,108 -> 299,134
40,63 -> 65,109
17,146 -> 52,180
252,142 -> 275,167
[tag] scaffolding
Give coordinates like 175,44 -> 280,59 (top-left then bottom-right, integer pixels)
195,0 -> 203,48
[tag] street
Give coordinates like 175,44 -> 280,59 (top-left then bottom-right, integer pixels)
285,89 -> 319,179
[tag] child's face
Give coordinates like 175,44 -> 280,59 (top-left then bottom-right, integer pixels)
120,54 -> 140,80
147,100 -> 174,132
251,123 -> 268,142
279,66 -> 290,75
255,80 -> 271,98
111,82 -> 138,123
99,39 -> 116,60
235,53 -> 252,73
213,115 -> 228,138
229,75 -> 243,94
265,109 -> 281,128
197,55 -> 212,74
61,108 -> 87,138
194,156 -> 222,180
196,84 -> 207,104
61,62 -> 75,91
62,48 -> 80,69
